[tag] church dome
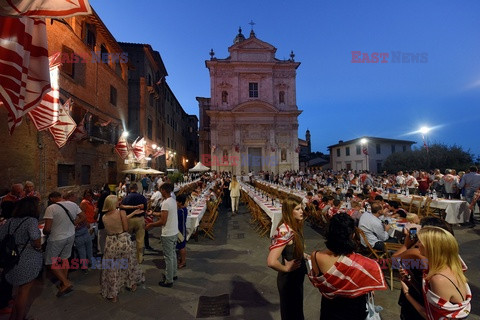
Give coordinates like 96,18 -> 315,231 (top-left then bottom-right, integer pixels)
233,27 -> 246,44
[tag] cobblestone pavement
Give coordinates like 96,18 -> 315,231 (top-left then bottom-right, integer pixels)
2,205 -> 479,320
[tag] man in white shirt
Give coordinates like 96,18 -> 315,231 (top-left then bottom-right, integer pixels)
395,171 -> 405,187
146,183 -> 178,287
43,191 -> 85,296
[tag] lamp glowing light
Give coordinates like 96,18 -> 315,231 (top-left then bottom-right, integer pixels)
121,131 -> 129,137
360,138 -> 367,144
152,144 -> 157,149
419,126 -> 431,134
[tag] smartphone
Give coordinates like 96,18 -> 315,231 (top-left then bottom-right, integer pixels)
409,227 -> 417,241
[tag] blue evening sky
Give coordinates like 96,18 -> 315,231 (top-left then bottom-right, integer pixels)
90,0 -> 480,157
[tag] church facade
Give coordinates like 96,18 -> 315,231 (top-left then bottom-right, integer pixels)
198,28 -> 302,175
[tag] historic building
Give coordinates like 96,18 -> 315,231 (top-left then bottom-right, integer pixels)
0,9 -> 129,195
119,42 -> 168,170
198,28 -> 302,174
328,136 -> 416,173
120,43 -> 199,172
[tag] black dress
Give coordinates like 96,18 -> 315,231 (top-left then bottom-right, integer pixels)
277,242 -> 307,320
320,294 -> 367,320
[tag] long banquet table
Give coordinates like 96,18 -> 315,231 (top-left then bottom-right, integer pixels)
241,182 -> 282,237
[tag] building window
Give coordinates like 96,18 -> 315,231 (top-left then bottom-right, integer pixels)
336,148 -> 341,157
376,144 -> 381,154
115,62 -> 122,77
249,82 -> 258,98
110,86 -> 117,106
279,91 -> 285,103
356,144 -> 361,155
58,164 -> 75,187
81,165 -> 91,185
84,23 -> 96,50
156,119 -> 161,139
168,137 -> 170,148
62,46 -> 75,78
376,161 -> 383,173
391,145 -> 396,154
147,118 -> 152,139
403,145 -> 407,152
346,147 -> 350,156
222,91 -> 228,103
100,44 -> 108,63
281,148 -> 287,162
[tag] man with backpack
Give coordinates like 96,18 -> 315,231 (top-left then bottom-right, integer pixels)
43,192 -> 85,297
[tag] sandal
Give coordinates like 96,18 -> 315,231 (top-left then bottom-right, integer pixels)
56,285 -> 73,297
127,284 -> 137,292
108,296 -> 118,303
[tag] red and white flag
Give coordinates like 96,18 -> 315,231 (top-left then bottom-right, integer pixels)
48,98 -> 76,148
362,146 -> 368,155
0,16 -> 50,133
70,114 -> 88,141
28,52 -> 62,131
132,137 -> 145,161
115,135 -> 129,159
152,146 -> 165,158
295,146 -> 300,153
0,0 -> 92,18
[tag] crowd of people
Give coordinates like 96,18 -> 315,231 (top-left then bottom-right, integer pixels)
0,165 -> 477,320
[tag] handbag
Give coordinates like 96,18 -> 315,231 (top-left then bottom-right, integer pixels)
365,292 -> 382,320
177,231 -> 185,243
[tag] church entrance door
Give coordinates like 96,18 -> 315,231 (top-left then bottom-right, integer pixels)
248,147 -> 262,174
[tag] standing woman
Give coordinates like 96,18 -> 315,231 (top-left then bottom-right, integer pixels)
176,194 -> 188,269
100,195 -> 145,302
0,197 -> 43,320
402,226 -> 471,319
308,213 -> 386,320
229,175 -> 241,216
267,197 -> 307,320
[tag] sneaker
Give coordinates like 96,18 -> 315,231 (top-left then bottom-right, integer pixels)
158,281 -> 173,288
162,275 -> 178,282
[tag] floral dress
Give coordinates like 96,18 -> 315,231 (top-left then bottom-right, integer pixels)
100,210 -> 145,299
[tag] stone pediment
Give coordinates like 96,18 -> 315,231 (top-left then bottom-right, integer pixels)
230,37 -> 276,52
232,101 -> 279,113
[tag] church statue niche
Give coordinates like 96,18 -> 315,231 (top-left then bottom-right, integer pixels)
279,91 -> 285,104
222,91 -> 228,103
281,148 -> 287,162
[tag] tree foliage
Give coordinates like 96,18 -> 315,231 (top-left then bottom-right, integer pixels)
383,143 -> 473,173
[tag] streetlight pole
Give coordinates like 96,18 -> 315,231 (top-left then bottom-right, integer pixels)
360,138 -> 369,171
419,126 -> 431,170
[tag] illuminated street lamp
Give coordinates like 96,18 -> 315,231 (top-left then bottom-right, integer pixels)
152,144 -> 157,149
419,126 -> 431,135
121,131 -> 129,137
360,138 -> 369,171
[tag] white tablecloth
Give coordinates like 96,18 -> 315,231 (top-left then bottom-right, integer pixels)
186,200 -> 207,240
241,182 -> 282,237
389,194 -> 470,224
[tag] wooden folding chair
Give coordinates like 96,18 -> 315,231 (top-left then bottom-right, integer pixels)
199,209 -> 219,240
356,228 -> 396,290
409,196 -> 424,215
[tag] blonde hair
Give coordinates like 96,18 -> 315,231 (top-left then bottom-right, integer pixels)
279,196 -> 304,259
406,213 -> 419,223
418,226 -> 467,284
230,175 -> 238,189
103,195 -> 118,212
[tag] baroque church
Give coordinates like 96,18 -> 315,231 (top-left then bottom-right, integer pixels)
197,28 -> 302,175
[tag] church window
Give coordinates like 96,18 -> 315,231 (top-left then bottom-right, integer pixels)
249,82 -> 258,98
222,91 -> 228,103
279,91 -> 285,103
281,149 -> 287,162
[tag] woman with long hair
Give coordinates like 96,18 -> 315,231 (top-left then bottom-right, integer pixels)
267,197 -> 307,320
0,197 -> 43,320
100,195 -> 144,302
308,213 -> 386,320
401,226 -> 471,319
229,175 -> 241,215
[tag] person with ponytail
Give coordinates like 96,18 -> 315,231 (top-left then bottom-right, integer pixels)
267,196 -> 308,320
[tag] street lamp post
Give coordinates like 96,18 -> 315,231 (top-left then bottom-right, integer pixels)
419,126 -> 431,169
360,138 -> 369,171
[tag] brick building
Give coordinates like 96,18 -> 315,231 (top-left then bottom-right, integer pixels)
0,9 -> 129,196
120,43 -> 199,172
